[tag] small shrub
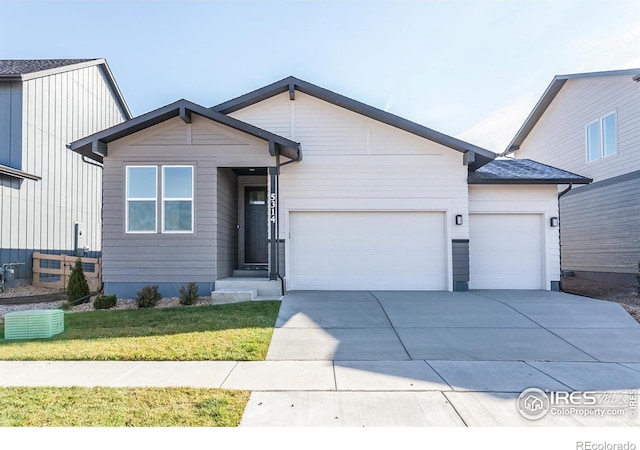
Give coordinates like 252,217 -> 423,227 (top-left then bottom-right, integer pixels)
93,295 -> 117,310
60,301 -> 71,310
179,282 -> 199,306
136,285 -> 161,308
67,257 -> 90,302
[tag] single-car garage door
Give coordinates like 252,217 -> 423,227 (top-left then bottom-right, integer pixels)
289,211 -> 446,290
469,213 -> 544,289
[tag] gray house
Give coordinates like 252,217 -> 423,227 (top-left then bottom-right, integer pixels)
70,77 -> 589,298
0,59 -> 131,284
504,69 -> 640,285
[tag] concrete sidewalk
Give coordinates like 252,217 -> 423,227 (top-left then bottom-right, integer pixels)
1,359 -> 639,426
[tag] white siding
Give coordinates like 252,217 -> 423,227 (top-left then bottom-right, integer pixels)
0,64 -> 127,278
468,185 -> 560,289
516,75 -> 640,183
232,92 -> 470,291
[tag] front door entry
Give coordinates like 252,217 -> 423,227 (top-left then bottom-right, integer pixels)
244,186 -> 268,264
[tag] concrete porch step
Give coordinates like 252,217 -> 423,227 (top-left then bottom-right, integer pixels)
232,269 -> 269,278
213,277 -> 282,298
211,289 -> 257,304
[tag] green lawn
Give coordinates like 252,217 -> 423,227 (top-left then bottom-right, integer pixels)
0,301 -> 280,361
0,387 -> 249,426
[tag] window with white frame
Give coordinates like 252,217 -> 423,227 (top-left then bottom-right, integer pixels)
125,165 -> 194,233
126,166 -> 157,233
162,166 -> 193,232
586,112 -> 617,162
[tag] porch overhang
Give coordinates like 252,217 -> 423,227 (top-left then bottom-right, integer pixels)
68,99 -> 302,163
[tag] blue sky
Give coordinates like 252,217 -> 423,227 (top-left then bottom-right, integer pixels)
1,0 -> 639,153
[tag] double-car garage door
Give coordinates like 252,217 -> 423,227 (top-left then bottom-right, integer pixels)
289,211 -> 447,290
287,211 -> 546,291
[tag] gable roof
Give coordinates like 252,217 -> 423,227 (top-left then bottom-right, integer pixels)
68,99 -> 301,163
503,68 -> 640,156
467,158 -> 592,185
212,76 -> 497,169
0,58 -> 132,120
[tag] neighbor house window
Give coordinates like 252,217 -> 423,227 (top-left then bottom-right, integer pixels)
125,165 -> 194,233
126,166 -> 157,233
162,166 -> 193,233
586,112 -> 617,162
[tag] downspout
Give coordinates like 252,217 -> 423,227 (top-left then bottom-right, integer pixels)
557,184 -> 573,285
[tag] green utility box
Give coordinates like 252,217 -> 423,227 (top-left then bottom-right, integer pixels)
4,309 -> 64,340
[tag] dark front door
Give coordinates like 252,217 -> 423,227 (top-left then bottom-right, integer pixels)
245,186 -> 268,264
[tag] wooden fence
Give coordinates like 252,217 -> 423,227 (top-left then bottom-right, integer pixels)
32,252 -> 102,292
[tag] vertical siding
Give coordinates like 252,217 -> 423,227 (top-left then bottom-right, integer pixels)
0,64 -> 127,279
560,173 -> 640,275
517,75 -> 640,183
216,167 -> 238,277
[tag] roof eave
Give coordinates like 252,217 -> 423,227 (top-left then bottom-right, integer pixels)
0,164 -> 41,181
69,99 -> 301,162
467,177 -> 592,185
213,76 -> 496,163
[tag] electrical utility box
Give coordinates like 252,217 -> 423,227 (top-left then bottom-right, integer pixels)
74,222 -> 86,256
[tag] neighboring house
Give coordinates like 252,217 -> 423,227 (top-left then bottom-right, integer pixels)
69,76 -> 589,298
0,59 -> 131,284
504,69 -> 640,285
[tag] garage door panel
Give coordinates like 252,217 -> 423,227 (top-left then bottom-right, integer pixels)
290,211 -> 446,290
469,214 -> 544,290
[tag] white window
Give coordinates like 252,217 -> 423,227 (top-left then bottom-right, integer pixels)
126,166 -> 157,233
125,165 -> 194,234
586,112 -> 617,162
162,166 -> 194,233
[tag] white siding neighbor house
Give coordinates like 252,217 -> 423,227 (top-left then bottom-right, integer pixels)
0,59 -> 131,284
504,69 -> 640,285
70,77 -> 589,298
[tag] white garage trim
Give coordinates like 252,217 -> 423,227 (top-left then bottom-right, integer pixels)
285,205 -> 451,291
469,213 -> 547,290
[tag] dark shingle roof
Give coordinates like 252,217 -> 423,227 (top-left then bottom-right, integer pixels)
0,59 -> 97,76
468,158 -> 592,185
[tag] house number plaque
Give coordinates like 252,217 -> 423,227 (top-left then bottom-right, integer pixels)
269,193 -> 277,223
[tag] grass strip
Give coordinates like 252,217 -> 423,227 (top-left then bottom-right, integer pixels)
0,387 -> 249,426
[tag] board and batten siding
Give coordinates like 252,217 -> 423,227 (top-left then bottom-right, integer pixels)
516,75 -> 640,184
559,172 -> 640,281
0,65 -> 128,279
101,115 -> 272,297
468,185 -> 560,289
230,91 -> 470,290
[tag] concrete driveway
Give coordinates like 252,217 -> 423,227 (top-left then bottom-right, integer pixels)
241,290 -> 640,426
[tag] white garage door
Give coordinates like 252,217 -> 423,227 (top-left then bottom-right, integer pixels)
469,214 -> 544,289
289,211 -> 446,290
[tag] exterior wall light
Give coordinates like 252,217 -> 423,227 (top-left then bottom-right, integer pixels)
550,217 -> 559,227
455,215 -> 463,225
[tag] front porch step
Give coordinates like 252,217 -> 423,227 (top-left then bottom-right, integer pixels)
211,289 -> 257,304
232,269 -> 268,278
213,277 -> 282,298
